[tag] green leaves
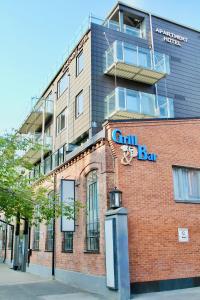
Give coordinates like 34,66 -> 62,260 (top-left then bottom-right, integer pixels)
0,132 -> 84,225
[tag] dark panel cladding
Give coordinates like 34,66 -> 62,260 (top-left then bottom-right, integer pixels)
131,277 -> 200,294
91,8 -> 200,128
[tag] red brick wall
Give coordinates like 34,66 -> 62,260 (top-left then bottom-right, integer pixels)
30,118 -> 200,284
106,119 -> 200,283
30,140 -> 113,276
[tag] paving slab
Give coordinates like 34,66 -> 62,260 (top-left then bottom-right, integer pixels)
0,263 -> 105,300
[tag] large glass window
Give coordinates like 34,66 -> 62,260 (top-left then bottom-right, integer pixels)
173,167 -> 200,202
86,170 -> 99,252
32,223 -> 40,250
57,72 -> 68,98
62,232 -> 73,252
56,109 -> 66,135
76,51 -> 84,76
45,219 -> 53,251
75,91 -> 84,118
7,226 -> 13,250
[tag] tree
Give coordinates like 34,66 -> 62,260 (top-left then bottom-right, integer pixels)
0,132 -> 60,224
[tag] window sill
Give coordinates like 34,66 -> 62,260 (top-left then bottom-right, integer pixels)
62,250 -> 73,253
57,88 -> 68,100
84,250 -> 100,254
76,69 -> 83,77
44,250 -> 53,252
32,249 -> 40,252
175,199 -> 200,204
75,112 -> 84,119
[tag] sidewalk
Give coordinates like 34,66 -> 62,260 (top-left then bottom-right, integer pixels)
0,263 -> 105,300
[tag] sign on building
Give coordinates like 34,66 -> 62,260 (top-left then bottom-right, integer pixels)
178,228 -> 189,242
61,179 -> 75,232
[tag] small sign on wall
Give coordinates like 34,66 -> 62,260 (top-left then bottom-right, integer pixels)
178,228 -> 189,242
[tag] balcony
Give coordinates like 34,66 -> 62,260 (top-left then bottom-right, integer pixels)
104,41 -> 170,85
104,20 -> 144,38
19,99 -> 53,134
105,87 -> 174,119
23,134 -> 52,163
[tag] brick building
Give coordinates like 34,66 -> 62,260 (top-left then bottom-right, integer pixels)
1,2 -> 200,299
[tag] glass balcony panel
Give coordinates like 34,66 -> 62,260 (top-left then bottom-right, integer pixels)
126,90 -> 140,112
169,98 -> 174,118
105,87 -> 174,119
105,41 -> 170,84
154,52 -> 170,74
106,47 -> 114,69
138,48 -> 151,69
118,88 -> 126,110
116,41 -> 123,61
44,156 -> 52,174
108,20 -> 120,31
124,24 -> 141,38
141,93 -> 156,116
124,44 -> 137,65
45,100 -> 54,114
107,92 -> 116,117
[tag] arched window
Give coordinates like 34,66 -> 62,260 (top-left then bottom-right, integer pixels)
85,170 -> 99,252
45,191 -> 54,251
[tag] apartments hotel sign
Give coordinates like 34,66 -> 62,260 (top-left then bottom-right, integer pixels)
155,28 -> 188,46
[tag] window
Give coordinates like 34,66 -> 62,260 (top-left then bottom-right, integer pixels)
57,72 -> 68,98
76,50 -> 84,76
7,226 -> 13,250
44,156 -> 52,174
173,167 -> 200,202
62,232 -> 73,252
75,91 -> 84,118
45,219 -> 53,251
56,109 -> 66,134
32,223 -> 40,250
85,170 -> 100,252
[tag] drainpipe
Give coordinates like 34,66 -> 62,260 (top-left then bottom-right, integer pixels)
149,13 -> 158,109
52,172 -> 57,278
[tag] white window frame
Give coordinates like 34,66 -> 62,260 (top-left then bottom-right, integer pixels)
76,50 -> 84,76
56,109 -> 66,135
57,72 -> 68,98
173,166 -> 200,203
75,91 -> 84,118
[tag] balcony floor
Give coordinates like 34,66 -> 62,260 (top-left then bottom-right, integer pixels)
19,111 -> 53,134
107,110 -> 156,120
105,62 -> 166,85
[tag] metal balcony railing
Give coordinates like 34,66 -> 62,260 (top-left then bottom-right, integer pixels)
105,87 -> 174,119
19,99 -> 54,134
23,133 -> 52,163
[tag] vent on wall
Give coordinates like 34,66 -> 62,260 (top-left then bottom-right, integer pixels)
171,56 -> 182,63
174,94 -> 186,101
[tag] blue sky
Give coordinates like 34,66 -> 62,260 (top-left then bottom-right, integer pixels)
0,0 -> 199,132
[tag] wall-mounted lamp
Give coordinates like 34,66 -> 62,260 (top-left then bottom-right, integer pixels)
109,187 -> 122,209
